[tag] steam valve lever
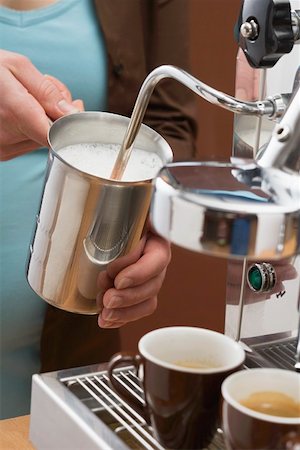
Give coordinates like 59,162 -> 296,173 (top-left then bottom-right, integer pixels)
238,0 -> 296,68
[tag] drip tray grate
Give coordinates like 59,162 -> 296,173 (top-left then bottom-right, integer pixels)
244,336 -> 297,370
61,367 -> 225,450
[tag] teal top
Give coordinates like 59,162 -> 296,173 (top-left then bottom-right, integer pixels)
0,0 -> 107,419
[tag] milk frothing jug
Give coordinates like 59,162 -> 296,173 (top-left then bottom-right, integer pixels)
26,112 -> 172,314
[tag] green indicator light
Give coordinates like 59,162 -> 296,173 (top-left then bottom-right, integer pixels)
248,266 -> 262,291
247,263 -> 276,294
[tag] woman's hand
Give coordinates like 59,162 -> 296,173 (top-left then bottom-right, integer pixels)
0,49 -> 83,160
97,232 -> 171,328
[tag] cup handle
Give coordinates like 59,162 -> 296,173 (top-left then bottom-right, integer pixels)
107,352 -> 150,423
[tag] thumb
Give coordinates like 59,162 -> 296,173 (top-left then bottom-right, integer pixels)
11,57 -> 79,119
33,75 -> 80,119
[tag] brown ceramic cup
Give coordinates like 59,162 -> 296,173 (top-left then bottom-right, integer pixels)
107,326 -> 245,449
221,368 -> 300,450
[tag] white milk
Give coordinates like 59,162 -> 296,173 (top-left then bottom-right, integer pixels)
57,143 -> 163,181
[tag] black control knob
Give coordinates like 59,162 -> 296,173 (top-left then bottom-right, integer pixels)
237,0 -> 294,68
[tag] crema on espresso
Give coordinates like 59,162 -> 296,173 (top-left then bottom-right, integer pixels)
240,391 -> 300,418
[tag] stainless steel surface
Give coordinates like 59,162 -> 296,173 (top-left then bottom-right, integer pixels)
26,112 -> 172,314
244,335 -> 298,370
235,258 -> 247,342
30,364 -> 226,450
62,368 -> 226,450
111,65 -> 282,179
252,69 -> 267,156
227,1 -> 300,350
257,87 -> 300,172
150,161 -> 300,260
30,345 -> 298,450
233,0 -> 300,162
150,60 -> 300,260
225,256 -> 300,345
29,364 -> 226,450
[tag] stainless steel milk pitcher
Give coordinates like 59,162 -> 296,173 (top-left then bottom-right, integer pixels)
26,112 -> 172,314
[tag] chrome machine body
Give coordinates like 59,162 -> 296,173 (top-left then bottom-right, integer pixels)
227,0 -> 300,367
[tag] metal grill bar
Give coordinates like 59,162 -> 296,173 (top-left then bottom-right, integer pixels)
76,375 -> 163,450
248,337 -> 297,371
64,367 -> 226,449
110,372 -> 146,405
87,377 -> 161,449
117,370 -> 144,394
93,375 -> 145,423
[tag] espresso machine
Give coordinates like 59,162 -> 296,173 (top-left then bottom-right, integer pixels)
226,0 -> 300,369
225,1 -> 300,369
29,1 -> 300,449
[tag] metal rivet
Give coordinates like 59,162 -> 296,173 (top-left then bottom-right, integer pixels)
240,19 -> 259,40
275,124 -> 290,142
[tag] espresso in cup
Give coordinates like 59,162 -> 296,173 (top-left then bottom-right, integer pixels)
108,326 -> 245,449
173,359 -> 220,369
241,390 -> 300,418
222,368 -> 300,450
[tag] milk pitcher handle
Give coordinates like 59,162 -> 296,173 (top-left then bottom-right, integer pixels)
107,352 -> 150,423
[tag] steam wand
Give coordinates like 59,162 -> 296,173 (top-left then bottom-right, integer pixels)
110,65 -> 284,180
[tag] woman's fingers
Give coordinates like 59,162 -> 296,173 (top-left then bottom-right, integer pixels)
7,52 -> 78,119
43,74 -> 73,103
103,269 -> 166,309
103,237 -> 147,281
99,297 -> 158,328
97,233 -> 171,328
112,233 -> 171,290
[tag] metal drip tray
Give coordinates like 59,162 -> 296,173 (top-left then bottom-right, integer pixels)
62,367 -> 162,450
64,367 -> 226,450
244,335 -> 298,370
30,337 -> 298,450
30,364 -> 225,450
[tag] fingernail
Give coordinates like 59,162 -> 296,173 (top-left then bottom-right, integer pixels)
115,277 -> 132,289
103,309 -> 115,321
57,99 -> 79,114
107,296 -> 122,308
